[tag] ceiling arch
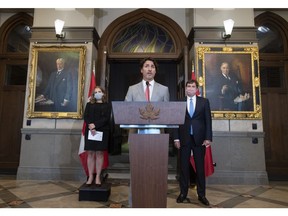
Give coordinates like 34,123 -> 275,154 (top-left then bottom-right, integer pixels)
98,8 -> 188,59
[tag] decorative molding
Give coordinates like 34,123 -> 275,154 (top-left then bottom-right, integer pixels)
30,27 -> 100,48
188,27 -> 258,46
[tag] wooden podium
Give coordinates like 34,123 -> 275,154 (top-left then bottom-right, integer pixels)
112,101 -> 186,208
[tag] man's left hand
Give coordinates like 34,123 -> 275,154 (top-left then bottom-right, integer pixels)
202,140 -> 211,147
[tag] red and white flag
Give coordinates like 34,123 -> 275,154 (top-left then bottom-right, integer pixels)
190,145 -> 215,177
78,62 -> 109,176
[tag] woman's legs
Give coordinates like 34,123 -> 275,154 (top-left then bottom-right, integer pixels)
86,151 -> 95,184
95,151 -> 104,185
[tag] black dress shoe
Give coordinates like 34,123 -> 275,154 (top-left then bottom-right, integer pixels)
198,196 -> 210,206
176,194 -> 187,203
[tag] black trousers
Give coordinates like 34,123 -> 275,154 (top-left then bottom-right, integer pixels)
179,135 -> 206,197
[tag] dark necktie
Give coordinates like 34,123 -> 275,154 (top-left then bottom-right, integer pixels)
145,81 -> 150,102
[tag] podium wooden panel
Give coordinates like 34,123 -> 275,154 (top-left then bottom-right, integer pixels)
112,102 -> 186,126
112,102 -> 186,208
129,134 -> 169,208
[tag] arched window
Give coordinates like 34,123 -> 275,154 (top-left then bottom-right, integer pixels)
255,11 -> 287,89
6,24 -> 31,53
112,20 -> 175,53
257,25 -> 284,53
0,12 -> 32,86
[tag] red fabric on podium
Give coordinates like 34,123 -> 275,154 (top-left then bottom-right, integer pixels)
190,145 -> 214,177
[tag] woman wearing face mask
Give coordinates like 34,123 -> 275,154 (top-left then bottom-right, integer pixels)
84,86 -> 111,186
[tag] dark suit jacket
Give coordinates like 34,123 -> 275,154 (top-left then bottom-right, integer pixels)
174,96 -> 212,146
43,69 -> 72,111
215,73 -> 243,111
174,96 -> 212,197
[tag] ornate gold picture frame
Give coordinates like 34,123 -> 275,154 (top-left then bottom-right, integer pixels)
196,46 -> 262,119
27,46 -> 86,119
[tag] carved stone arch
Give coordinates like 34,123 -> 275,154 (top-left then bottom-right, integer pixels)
97,9 -> 188,86
99,9 -> 187,57
255,11 -> 288,53
0,12 -> 33,53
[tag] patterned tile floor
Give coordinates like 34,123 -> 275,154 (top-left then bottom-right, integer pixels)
1,174 -> 288,211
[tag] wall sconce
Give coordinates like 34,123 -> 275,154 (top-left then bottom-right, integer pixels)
222,19 -> 234,39
55,19 -> 65,39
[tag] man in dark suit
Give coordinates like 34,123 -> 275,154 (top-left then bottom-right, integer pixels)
174,79 -> 212,206
35,58 -> 73,112
213,62 -> 250,111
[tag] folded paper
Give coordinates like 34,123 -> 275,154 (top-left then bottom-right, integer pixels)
88,130 -> 103,141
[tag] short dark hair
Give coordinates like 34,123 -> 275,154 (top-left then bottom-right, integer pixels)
186,79 -> 199,88
139,57 -> 158,72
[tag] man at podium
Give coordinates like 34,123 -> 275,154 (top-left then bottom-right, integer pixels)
124,57 -> 170,207
173,79 -> 212,206
125,57 -> 169,102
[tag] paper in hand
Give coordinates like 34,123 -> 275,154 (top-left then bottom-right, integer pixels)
88,130 -> 103,141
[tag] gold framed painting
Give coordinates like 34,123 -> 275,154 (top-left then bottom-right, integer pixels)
27,45 -> 86,119
196,46 -> 262,119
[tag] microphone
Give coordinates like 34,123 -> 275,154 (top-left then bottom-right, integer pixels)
146,81 -> 149,86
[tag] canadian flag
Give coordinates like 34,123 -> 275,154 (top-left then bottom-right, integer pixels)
190,63 -> 214,177
78,62 -> 109,176
190,145 -> 215,177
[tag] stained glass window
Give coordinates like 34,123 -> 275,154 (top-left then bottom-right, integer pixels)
112,20 -> 175,53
